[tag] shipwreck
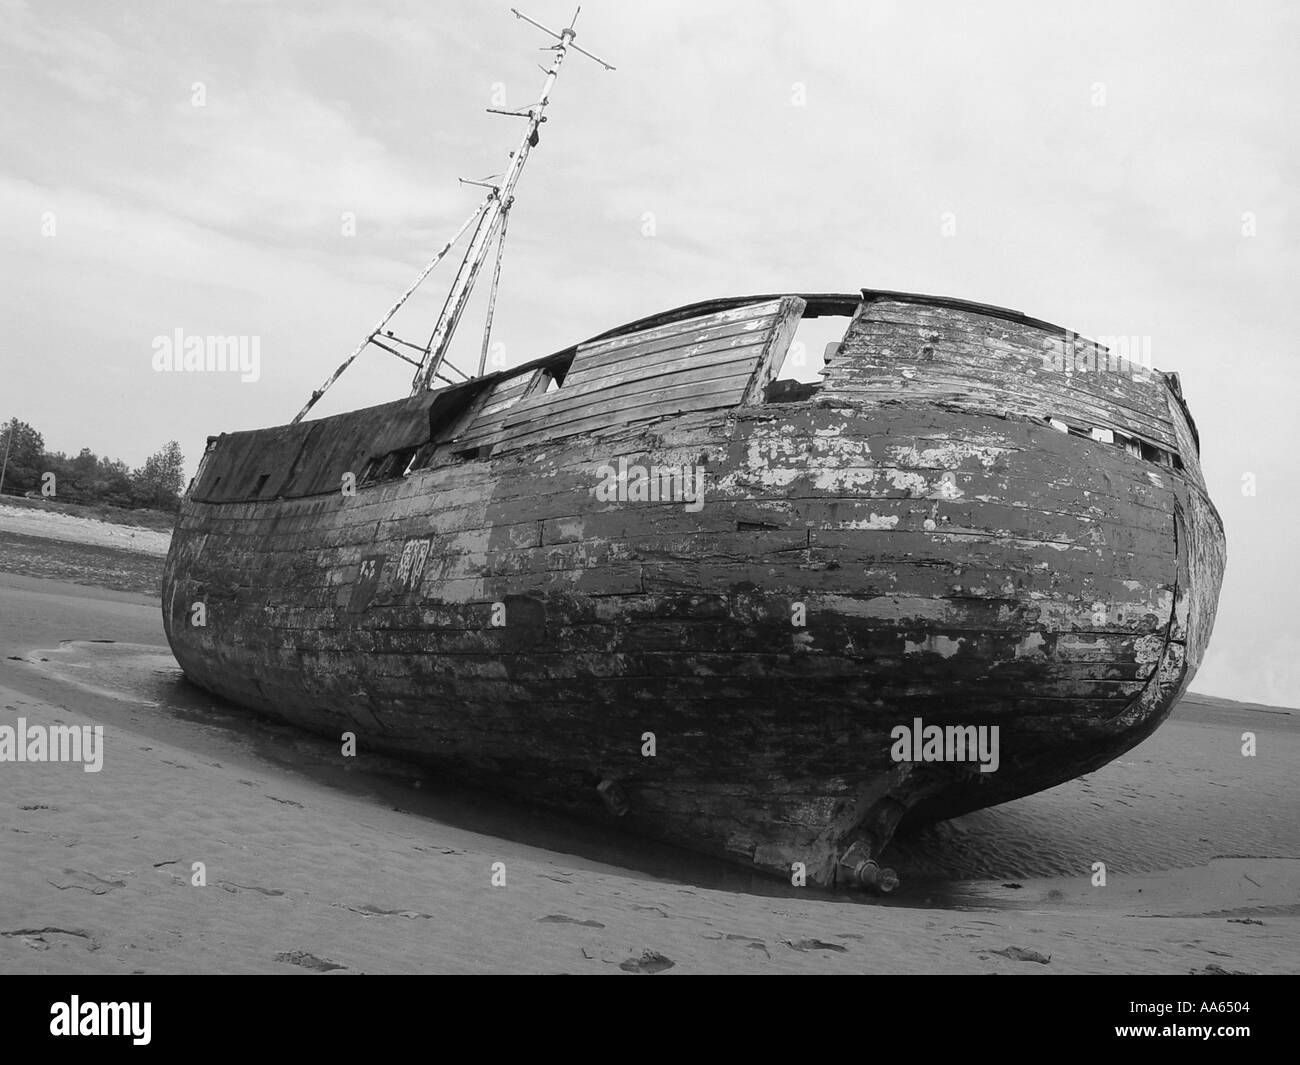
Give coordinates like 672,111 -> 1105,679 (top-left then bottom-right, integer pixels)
162,10 -> 1225,890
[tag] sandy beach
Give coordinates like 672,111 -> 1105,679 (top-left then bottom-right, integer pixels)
0,502 -> 171,557
1,517 -> 1296,974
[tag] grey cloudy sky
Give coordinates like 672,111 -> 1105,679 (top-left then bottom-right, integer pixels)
1,0 -> 1296,706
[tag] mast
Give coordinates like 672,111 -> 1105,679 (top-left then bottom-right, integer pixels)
411,8 -> 613,394
290,8 -> 612,423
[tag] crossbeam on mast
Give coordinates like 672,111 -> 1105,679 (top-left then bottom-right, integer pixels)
511,7 -> 615,69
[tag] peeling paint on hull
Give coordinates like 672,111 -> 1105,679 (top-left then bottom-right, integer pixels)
162,292 -> 1226,888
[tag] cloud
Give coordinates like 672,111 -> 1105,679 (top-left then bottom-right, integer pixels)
0,0 -> 144,108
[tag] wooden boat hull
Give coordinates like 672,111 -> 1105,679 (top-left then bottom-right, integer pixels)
162,291 -> 1225,887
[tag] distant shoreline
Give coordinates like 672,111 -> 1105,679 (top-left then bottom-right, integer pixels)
0,494 -> 175,533
0,498 -> 172,558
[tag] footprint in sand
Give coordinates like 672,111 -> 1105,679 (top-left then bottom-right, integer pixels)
274,951 -> 347,973
988,946 -> 1051,964
46,869 -> 126,895
619,950 -> 675,974
783,938 -> 847,953
220,881 -> 285,897
343,903 -> 433,920
720,934 -> 771,957
537,914 -> 605,928
2,926 -> 100,952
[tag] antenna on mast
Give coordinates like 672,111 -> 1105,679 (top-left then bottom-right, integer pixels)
290,6 -> 613,423
511,6 -> 616,70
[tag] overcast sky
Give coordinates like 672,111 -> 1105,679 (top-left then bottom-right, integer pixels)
1,0 -> 1296,707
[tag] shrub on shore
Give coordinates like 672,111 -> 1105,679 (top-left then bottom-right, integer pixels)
1,417 -> 184,514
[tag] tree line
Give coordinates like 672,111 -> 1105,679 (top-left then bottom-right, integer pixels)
0,417 -> 186,512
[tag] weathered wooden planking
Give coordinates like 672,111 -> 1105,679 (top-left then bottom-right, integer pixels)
557,311 -> 784,376
824,300 -> 1180,451
194,392 -> 436,501
1165,390 -> 1206,491
854,300 -> 1171,420
167,401 -> 1198,712
449,370 -> 540,452
580,299 -> 789,357
492,298 -> 805,455
511,346 -> 772,419
499,381 -> 750,455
